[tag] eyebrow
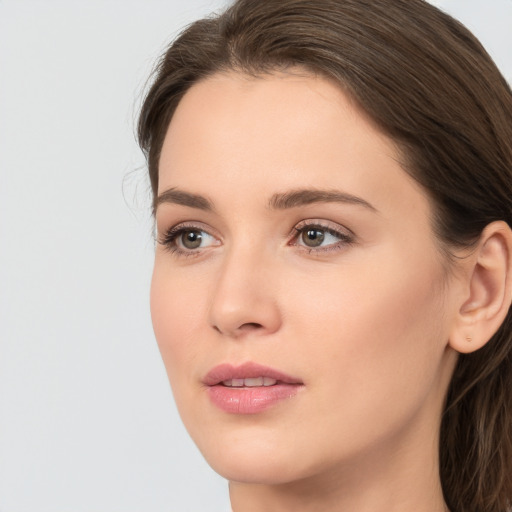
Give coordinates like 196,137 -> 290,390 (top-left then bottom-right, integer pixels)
155,187 -> 377,214
155,188 -> 214,213
268,189 -> 378,212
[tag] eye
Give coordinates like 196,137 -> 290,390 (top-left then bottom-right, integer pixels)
300,227 -> 329,248
292,221 -> 354,251
179,229 -> 208,249
158,224 -> 220,256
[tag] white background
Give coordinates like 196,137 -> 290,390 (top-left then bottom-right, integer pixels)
0,1 -> 511,511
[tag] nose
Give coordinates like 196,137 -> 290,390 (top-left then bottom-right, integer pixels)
208,246 -> 282,338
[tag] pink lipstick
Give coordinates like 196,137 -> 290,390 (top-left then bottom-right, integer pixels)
203,362 -> 303,414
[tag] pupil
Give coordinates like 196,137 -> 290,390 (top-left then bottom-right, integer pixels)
303,228 -> 324,247
182,230 -> 202,249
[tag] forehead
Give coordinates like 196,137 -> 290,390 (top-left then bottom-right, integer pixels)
158,70 -> 427,221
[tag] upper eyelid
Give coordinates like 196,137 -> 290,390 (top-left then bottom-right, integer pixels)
292,219 -> 354,236
157,224 -> 221,257
159,221 -> 219,237
290,220 -> 356,251
156,222 -> 217,248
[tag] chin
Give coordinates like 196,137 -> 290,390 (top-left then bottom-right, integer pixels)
207,453 -> 308,485
190,425 -> 315,484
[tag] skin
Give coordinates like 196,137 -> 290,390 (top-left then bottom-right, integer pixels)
151,70 -> 465,512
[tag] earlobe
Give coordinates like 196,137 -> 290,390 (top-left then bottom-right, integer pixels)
449,221 -> 512,354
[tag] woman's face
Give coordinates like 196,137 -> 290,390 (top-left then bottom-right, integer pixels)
151,70 -> 459,484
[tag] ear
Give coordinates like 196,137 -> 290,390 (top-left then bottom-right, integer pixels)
449,221 -> 512,354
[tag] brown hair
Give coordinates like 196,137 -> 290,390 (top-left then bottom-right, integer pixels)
137,1 -> 512,510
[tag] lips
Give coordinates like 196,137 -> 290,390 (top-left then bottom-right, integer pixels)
203,362 -> 303,414
203,362 -> 302,386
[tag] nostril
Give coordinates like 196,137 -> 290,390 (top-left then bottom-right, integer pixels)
239,322 -> 263,331
211,322 -> 262,335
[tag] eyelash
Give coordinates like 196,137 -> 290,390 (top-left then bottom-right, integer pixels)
291,221 -> 355,254
157,222 -> 216,258
158,221 -> 355,258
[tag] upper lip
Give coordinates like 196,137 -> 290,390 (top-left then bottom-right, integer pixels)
203,362 -> 303,386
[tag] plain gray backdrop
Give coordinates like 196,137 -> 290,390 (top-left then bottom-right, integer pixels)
0,1 -> 511,511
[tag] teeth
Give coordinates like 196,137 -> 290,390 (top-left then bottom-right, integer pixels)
263,377 -> 277,386
222,377 -> 278,387
244,377 -> 263,387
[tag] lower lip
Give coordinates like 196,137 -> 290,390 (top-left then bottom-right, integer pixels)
207,384 -> 302,414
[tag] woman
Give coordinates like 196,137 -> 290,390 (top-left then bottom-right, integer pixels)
137,1 -> 512,511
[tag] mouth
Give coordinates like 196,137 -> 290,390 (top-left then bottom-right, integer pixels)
203,361 -> 303,386
203,362 -> 304,414
221,377 -> 278,387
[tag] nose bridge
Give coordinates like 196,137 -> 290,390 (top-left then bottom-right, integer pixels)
208,238 -> 281,337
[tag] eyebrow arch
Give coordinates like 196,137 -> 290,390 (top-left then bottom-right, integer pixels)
155,188 -> 214,213
269,189 -> 378,212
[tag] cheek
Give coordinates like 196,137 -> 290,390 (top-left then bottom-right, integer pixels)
288,248 -> 449,428
150,264 -> 207,387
